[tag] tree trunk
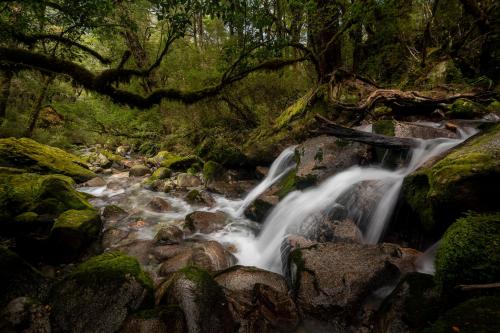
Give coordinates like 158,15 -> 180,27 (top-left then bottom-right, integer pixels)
0,70 -> 13,122
25,75 -> 53,138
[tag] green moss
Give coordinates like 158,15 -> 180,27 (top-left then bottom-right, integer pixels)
277,170 -> 297,198
402,123 -> 500,231
52,208 -> 101,238
373,120 -> 396,136
374,106 -> 392,116
150,167 -> 172,181
0,137 -> 95,182
14,211 -> 39,224
0,172 -> 91,222
196,137 -> 245,167
185,189 -> 201,203
99,149 -> 123,163
423,296 -> 500,333
434,213 -> 500,294
275,88 -> 316,129
314,148 -> 324,162
487,100 -> 500,113
203,161 -> 224,183
68,252 -> 154,291
446,99 -> 487,119
148,151 -> 202,171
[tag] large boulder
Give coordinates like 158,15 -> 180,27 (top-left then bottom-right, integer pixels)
176,173 -> 202,187
214,266 -> 300,332
434,213 -> 500,295
287,243 -> 403,332
0,172 -> 91,225
49,208 -> 103,262
0,297 -> 51,333
147,151 -> 202,171
401,123 -> 500,236
0,138 -> 96,182
244,193 -> 279,222
372,120 -> 457,139
49,252 -> 154,333
0,247 -> 49,307
155,266 -> 236,333
129,165 -> 150,177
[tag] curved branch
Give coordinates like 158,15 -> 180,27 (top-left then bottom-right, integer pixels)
0,47 -> 306,108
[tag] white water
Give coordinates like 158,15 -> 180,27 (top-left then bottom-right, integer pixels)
251,128 -> 477,272
235,146 -> 296,216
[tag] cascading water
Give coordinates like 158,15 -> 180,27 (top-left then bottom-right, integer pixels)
235,146 -> 296,216
252,127 -> 477,273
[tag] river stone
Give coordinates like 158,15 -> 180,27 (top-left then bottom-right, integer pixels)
288,242 -> 402,332
184,211 -> 228,234
155,266 -> 236,333
129,165 -> 150,177
102,205 -> 128,222
214,266 -> 299,332
296,135 -> 372,185
0,297 -> 51,333
83,176 -> 107,187
154,225 -> 184,244
116,146 -> 129,157
119,307 -> 185,333
115,239 -> 157,267
49,252 -> 154,333
184,189 -> 215,206
176,173 -> 202,187
158,240 -> 235,276
244,194 -> 279,222
146,197 -> 172,212
373,120 -> 457,139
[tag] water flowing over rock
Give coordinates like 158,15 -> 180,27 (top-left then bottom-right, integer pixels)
184,211 -> 228,234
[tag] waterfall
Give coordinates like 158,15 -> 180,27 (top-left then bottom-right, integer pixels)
235,146 -> 296,216
254,129 -> 477,273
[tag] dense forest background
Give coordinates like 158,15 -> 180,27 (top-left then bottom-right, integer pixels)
0,0 -> 498,163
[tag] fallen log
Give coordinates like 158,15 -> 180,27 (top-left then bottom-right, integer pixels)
456,282 -> 500,291
313,114 -> 419,150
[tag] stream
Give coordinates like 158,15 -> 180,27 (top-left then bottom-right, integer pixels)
78,123 -> 477,274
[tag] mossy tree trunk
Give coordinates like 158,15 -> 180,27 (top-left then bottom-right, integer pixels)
0,70 -> 13,123
25,74 -> 54,138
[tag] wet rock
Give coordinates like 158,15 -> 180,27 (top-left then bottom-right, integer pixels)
49,208 -> 102,263
154,225 -> 184,244
374,273 -> 440,333
89,166 -> 104,173
287,242 -> 402,332
92,153 -> 112,168
206,180 -> 250,198
101,228 -> 130,249
256,166 -> 269,177
0,297 -> 51,333
214,265 -> 300,332
150,167 -> 172,180
306,216 -> 363,244
296,135 -> 372,184
84,176 -> 107,187
176,173 -> 202,187
115,239 -> 157,267
158,240 -> 235,276
203,160 -> 225,184
184,211 -> 228,234
184,189 -> 215,206
147,151 -> 202,171
155,266 -> 236,333
373,120 -> 457,139
244,194 -> 279,222
146,197 -> 172,212
102,205 -> 128,222
0,247 -> 49,307
400,123 -> 500,237
0,137 -> 96,182
49,252 -> 154,333
129,165 -> 150,177
151,243 -> 188,262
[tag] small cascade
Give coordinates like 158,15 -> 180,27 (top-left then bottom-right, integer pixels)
253,128 -> 477,272
235,146 -> 296,216
415,241 -> 441,274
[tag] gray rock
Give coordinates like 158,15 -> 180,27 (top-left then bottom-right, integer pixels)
0,297 -> 51,333
184,211 -> 228,234
176,173 -> 202,187
129,165 -> 150,177
146,197 -> 172,212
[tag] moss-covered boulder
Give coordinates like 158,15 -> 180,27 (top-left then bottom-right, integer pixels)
49,252 -> 154,333
0,137 -> 95,182
202,160 -> 224,184
196,136 -> 246,167
0,247 -> 48,307
434,213 -> 500,295
0,172 -> 91,224
155,266 -> 236,333
401,123 -> 500,234
422,296 -> 500,333
147,151 -> 202,171
150,167 -> 172,180
446,98 -> 488,119
49,208 -> 102,262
